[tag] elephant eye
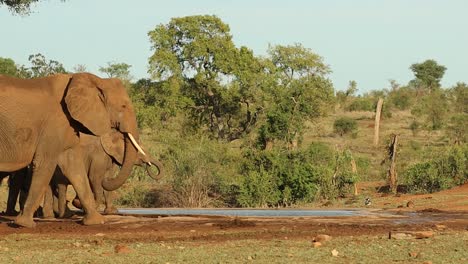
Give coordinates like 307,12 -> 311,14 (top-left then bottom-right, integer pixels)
121,104 -> 127,109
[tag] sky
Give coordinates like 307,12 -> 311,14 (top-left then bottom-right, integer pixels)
1,0 -> 467,92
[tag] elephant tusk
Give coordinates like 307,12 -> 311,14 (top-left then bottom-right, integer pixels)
127,133 -> 147,156
147,161 -> 152,166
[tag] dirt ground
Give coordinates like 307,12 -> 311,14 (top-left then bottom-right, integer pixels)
0,183 -> 467,243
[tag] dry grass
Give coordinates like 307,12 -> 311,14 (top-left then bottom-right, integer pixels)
303,109 -> 446,182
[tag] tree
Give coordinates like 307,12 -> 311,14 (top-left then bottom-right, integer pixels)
336,80 -> 357,107
448,82 -> 468,114
411,88 -> 449,130
1,0 -> 65,15
258,44 -> 334,149
99,62 -> 132,81
15,53 -> 67,78
0,57 -> 20,77
72,64 -> 87,73
148,15 -> 265,141
410,59 -> 446,93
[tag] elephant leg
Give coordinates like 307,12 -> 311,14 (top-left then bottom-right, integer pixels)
6,174 -> 21,216
15,162 -> 56,228
42,185 -> 54,219
57,183 -> 68,218
103,191 -> 118,215
58,148 -> 105,225
102,165 -> 118,215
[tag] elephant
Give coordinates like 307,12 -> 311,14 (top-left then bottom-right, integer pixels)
0,72 -> 148,227
51,131 -> 163,218
0,167 -> 31,216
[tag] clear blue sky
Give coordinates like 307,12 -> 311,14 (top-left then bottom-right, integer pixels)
1,0 -> 467,92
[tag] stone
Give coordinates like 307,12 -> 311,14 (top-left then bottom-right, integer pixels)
312,242 -> 322,248
114,244 -> 132,254
331,249 -> 339,257
313,234 -> 332,243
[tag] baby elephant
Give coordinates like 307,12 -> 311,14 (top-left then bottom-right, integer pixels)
0,167 -> 31,216
50,131 -> 163,217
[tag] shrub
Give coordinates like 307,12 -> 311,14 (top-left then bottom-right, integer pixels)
238,143 -> 359,207
333,117 -> 358,136
345,97 -> 374,112
403,145 -> 468,193
446,114 -> 468,144
409,120 -> 421,136
237,167 -> 281,207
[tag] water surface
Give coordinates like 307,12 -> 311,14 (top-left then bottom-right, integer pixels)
118,208 -> 361,217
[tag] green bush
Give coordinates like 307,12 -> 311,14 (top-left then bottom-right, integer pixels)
333,117 -> 358,136
345,97 -> 374,112
237,167 -> 281,207
238,143 -> 359,207
403,145 -> 468,193
409,120 -> 421,136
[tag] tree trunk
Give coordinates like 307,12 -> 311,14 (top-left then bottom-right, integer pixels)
351,158 -> 358,196
374,98 -> 384,146
388,134 -> 398,194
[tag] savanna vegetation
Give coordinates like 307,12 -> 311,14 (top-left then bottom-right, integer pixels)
1,15 -> 467,208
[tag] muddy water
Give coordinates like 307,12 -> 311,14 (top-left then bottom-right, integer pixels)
117,208 -> 364,217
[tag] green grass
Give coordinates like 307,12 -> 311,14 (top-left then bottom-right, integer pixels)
0,232 -> 467,263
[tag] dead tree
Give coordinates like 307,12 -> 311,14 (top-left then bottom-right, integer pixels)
350,158 -> 358,196
373,98 -> 384,146
384,134 -> 399,194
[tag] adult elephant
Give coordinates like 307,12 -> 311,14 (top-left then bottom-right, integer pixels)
52,131 -> 163,217
0,73 -> 146,227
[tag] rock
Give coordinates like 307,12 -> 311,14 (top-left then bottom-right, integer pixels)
313,234 -> 332,243
434,224 -> 446,230
389,232 -> 412,240
406,201 -> 414,208
389,231 -> 434,239
312,242 -> 322,248
72,242 -> 82,247
114,244 -> 132,254
95,233 -> 105,237
331,249 -> 339,257
247,256 -> 253,260
409,252 -> 418,258
414,231 -> 434,239
422,261 -> 432,264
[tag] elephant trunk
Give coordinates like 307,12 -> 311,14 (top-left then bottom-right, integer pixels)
102,133 -> 138,191
145,159 -> 164,181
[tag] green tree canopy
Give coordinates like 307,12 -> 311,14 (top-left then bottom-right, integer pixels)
99,62 -> 132,80
148,15 -> 266,140
17,53 -> 67,78
1,0 -> 65,15
0,57 -> 20,77
258,44 -> 334,149
410,59 -> 447,92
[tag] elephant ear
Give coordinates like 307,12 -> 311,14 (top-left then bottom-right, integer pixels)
101,131 -> 125,165
65,74 -> 111,136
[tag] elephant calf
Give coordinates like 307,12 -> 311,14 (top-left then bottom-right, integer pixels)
51,131 -> 163,218
0,167 -> 31,216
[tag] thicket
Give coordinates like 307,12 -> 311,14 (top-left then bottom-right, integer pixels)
403,145 -> 468,193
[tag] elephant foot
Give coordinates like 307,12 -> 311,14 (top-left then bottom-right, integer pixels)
42,211 -> 55,219
82,212 -> 105,226
14,215 -> 37,228
104,206 -> 118,215
5,209 -> 19,216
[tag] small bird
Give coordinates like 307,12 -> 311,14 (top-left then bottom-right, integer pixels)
364,197 -> 372,206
